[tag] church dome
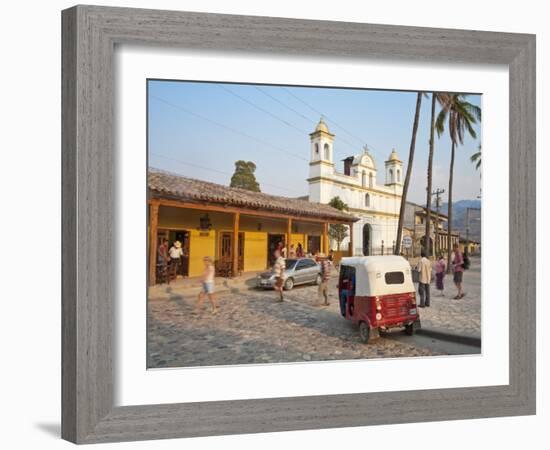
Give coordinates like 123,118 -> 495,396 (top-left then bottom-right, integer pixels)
314,118 -> 330,133
388,148 -> 401,162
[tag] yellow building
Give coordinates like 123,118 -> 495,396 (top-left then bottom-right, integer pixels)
459,238 -> 481,255
148,169 -> 357,284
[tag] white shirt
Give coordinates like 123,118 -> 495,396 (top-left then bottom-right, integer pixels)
169,246 -> 183,259
416,257 -> 432,284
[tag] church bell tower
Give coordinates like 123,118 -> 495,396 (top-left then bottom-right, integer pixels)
309,118 -> 335,180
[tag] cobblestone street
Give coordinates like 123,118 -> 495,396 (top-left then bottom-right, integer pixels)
147,257 -> 481,368
417,256 -> 481,338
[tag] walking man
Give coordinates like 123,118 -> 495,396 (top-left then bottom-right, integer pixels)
317,254 -> 331,306
416,250 -> 432,307
273,250 -> 286,302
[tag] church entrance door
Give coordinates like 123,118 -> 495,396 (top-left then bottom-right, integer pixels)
362,224 -> 372,256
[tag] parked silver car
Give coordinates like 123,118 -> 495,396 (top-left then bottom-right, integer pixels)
256,258 -> 322,290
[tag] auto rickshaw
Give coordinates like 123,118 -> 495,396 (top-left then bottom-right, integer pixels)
338,256 -> 420,343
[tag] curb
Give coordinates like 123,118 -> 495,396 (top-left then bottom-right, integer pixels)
417,328 -> 481,347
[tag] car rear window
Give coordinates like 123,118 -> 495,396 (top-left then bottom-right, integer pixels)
385,271 -> 404,284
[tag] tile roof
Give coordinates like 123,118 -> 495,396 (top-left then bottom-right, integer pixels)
148,168 -> 357,222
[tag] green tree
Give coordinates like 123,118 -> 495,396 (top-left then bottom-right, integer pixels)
230,160 -> 260,192
435,94 -> 481,271
395,92 -> 423,255
470,144 -> 482,170
328,196 -> 349,251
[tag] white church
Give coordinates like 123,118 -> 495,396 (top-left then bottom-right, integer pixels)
307,118 -> 404,256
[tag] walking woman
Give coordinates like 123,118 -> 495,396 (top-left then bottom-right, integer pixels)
451,243 -> 465,299
435,255 -> 446,296
196,256 -> 218,313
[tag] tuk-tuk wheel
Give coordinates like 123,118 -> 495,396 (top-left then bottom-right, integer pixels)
405,320 -> 419,336
359,321 -> 370,344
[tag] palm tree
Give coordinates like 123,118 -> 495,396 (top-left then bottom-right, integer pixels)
470,144 -> 482,170
395,92 -> 423,255
435,94 -> 481,271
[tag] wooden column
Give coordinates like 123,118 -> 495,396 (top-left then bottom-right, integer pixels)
148,200 -> 160,285
232,212 -> 240,277
323,222 -> 329,255
286,218 -> 292,255
349,222 -> 354,256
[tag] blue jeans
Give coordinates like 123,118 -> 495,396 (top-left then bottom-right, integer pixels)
418,282 -> 430,307
339,290 -> 348,316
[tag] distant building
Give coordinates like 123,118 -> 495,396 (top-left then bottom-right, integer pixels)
307,118 -> 403,255
459,238 -> 481,255
403,202 -> 460,257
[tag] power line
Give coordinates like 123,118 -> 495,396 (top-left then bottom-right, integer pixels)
150,95 -> 307,162
280,87 -> 388,161
220,85 -> 309,135
220,85 -> 384,164
149,152 -> 306,196
233,84 -> 375,159
253,86 -> 316,124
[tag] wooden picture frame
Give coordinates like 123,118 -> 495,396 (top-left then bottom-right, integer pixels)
62,5 -> 536,444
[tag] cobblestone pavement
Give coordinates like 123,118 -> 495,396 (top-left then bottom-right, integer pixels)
147,256 -> 481,368
417,256 -> 481,338
148,284 -> 434,368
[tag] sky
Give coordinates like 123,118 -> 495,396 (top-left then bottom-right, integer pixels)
147,80 -> 482,204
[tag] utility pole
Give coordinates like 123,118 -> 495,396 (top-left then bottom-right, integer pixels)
432,188 -> 445,257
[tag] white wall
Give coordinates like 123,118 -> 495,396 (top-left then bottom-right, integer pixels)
0,1 -> 546,449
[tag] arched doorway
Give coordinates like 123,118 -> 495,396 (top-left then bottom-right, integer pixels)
362,224 -> 372,256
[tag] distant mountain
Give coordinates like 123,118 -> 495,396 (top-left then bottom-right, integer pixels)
441,199 -> 481,242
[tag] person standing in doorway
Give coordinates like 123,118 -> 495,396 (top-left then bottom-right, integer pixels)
296,243 -> 304,258
157,238 -> 169,266
435,255 -> 446,296
317,254 -> 331,306
416,250 -> 432,307
451,243 -> 465,299
196,256 -> 218,313
169,240 -> 183,277
289,244 -> 296,258
273,250 -> 286,302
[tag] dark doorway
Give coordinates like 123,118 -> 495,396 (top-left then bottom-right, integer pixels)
267,234 -> 285,266
307,235 -> 321,255
219,232 -> 233,265
362,224 -> 372,256
238,232 -> 245,273
167,230 -> 190,276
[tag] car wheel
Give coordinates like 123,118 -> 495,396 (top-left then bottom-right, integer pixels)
359,321 -> 370,344
284,278 -> 294,291
314,274 -> 322,285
